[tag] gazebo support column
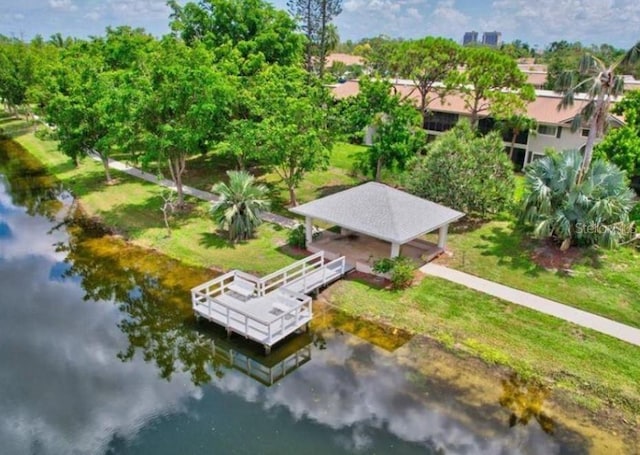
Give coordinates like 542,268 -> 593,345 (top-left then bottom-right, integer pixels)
305,216 -> 314,247
437,224 -> 449,249
390,242 -> 401,258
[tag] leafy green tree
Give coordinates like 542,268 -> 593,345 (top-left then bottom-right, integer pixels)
334,76 -> 398,142
45,41 -> 116,176
520,149 -> 635,249
287,0 -> 343,77
359,35 -> 401,76
251,66 -> 332,206
0,38 -> 36,115
405,121 -> 515,217
357,97 -> 425,181
451,46 -> 535,128
595,90 -> 640,184
168,0 -> 303,74
132,38 -> 233,205
390,37 -> 462,128
211,170 -> 270,241
556,40 -> 640,179
45,30 -> 156,181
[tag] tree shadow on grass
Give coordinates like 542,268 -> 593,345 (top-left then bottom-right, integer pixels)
104,194 -> 195,237
275,244 -> 310,261
316,183 -> 356,199
473,226 -> 542,277
198,231 -> 238,250
0,117 -> 19,125
450,217 -> 491,235
64,169 -> 114,198
48,160 -> 80,176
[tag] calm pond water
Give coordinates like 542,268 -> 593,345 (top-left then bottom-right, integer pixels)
0,139 -> 612,454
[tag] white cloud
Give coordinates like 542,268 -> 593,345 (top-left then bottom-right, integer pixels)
487,0 -> 640,47
48,0 -> 77,12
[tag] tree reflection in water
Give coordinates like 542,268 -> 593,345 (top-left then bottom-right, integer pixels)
57,210 -> 223,386
500,373 -> 555,435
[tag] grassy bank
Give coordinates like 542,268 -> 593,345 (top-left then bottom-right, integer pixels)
323,276 -> 640,420
8,123 -> 640,424
13,131 -> 302,275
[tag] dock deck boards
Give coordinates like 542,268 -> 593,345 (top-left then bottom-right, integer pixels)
192,252 -> 347,351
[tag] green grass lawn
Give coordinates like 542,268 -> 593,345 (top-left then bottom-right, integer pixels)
259,142 -> 366,215
13,130 -> 303,276
10,118 -> 640,425
325,276 -> 640,418
440,220 -> 640,328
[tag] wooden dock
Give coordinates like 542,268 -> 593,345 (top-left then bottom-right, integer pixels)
192,252 -> 348,353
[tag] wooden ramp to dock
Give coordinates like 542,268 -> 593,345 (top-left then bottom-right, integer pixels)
192,252 -> 348,353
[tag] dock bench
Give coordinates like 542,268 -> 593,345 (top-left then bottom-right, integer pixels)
227,277 -> 256,297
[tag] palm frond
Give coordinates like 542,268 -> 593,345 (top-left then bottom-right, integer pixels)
554,71 -> 575,92
619,40 -> 640,67
578,54 -> 597,74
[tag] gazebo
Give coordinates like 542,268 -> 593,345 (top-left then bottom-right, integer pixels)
289,182 -> 464,271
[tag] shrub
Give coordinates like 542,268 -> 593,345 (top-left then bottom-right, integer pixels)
211,171 -> 270,241
520,150 -> 635,249
373,256 -> 415,290
405,120 -> 515,217
287,224 -> 307,248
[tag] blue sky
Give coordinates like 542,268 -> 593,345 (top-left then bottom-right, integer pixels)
1,0 -> 639,49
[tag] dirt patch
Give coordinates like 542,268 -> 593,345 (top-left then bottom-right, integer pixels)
531,240 -> 583,270
345,270 -> 390,289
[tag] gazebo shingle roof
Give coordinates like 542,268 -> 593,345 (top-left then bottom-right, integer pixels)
290,182 -> 465,244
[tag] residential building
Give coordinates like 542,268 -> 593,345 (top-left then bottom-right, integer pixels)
462,31 -> 478,46
481,31 -> 502,47
331,81 -> 624,171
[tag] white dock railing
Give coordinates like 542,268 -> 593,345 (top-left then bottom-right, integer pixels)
191,251 -> 348,351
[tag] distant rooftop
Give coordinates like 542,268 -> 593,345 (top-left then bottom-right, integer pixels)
290,182 -> 464,244
331,80 -> 625,126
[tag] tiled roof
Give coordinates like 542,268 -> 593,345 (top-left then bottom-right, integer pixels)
290,182 -> 465,244
326,53 -> 365,66
331,80 -> 622,126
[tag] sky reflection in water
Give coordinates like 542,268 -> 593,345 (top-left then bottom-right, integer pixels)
0,145 -> 583,455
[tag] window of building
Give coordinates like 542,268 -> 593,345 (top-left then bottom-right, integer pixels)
581,128 -> 589,137
424,112 -> 459,132
538,124 -> 557,136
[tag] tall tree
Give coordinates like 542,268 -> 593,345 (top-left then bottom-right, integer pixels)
168,0 -> 303,74
556,40 -> 640,180
287,0 -> 342,77
339,77 -> 425,181
0,38 -> 36,115
390,37 -> 461,128
132,38 -> 233,206
45,30 -> 156,181
252,66 -> 332,205
594,90 -> 640,182
451,47 -> 535,128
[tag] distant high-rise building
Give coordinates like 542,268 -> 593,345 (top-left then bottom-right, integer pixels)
463,31 -> 478,46
482,31 -> 502,47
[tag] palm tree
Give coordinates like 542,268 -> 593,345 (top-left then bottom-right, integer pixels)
211,171 -> 271,242
520,150 -> 635,250
556,40 -> 640,180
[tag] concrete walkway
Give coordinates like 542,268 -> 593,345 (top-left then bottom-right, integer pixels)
420,263 -> 640,347
99,156 -> 298,228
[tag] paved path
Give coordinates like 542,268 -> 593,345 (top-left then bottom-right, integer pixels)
100,156 -> 298,228
420,263 -> 640,347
